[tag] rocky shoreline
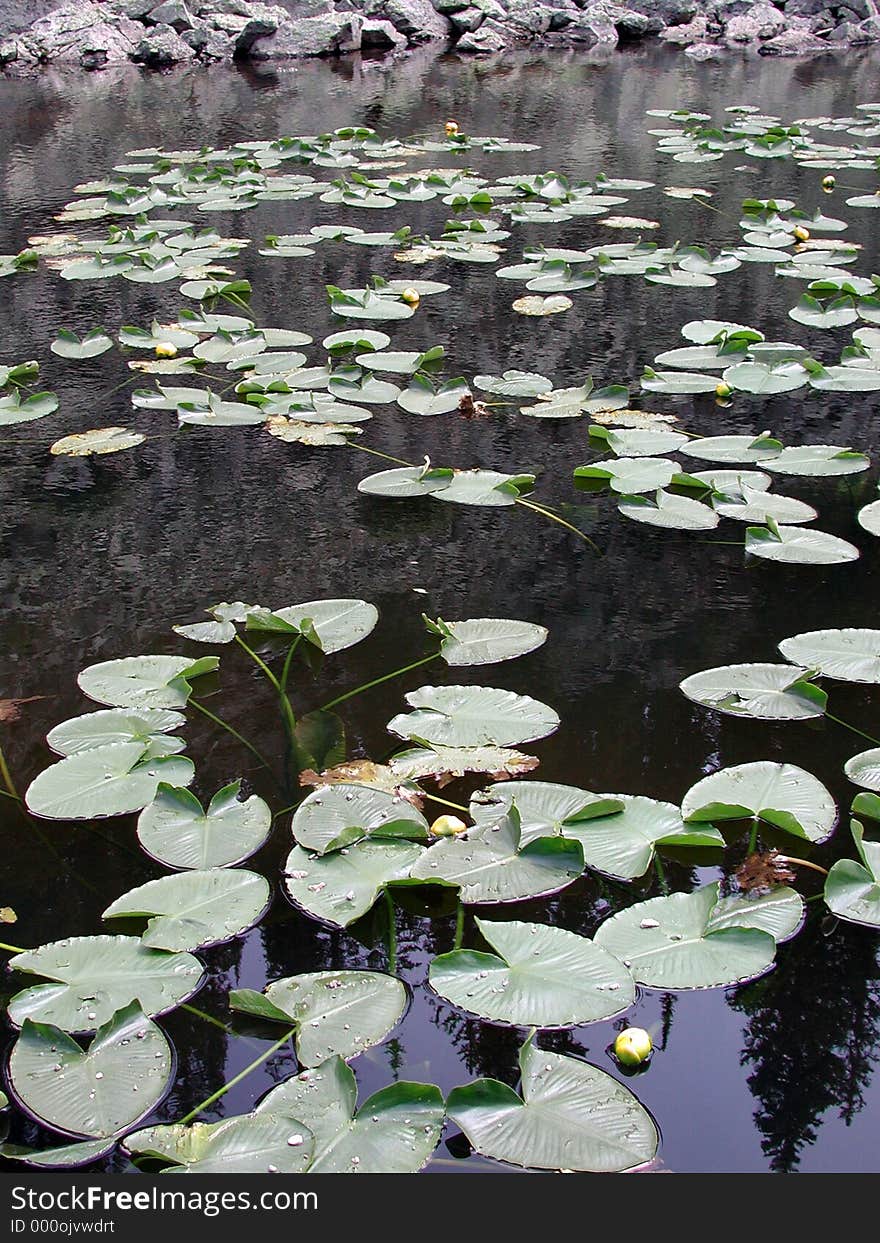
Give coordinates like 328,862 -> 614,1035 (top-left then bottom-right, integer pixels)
0,0 -> 878,71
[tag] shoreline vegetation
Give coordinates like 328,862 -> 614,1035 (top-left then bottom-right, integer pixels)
1,0 -> 880,73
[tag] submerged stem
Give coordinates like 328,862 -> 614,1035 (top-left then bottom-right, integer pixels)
235,634 -> 281,691
347,442 -> 415,468
516,497 -> 601,553
189,698 -> 274,774
385,891 -> 397,975
0,744 -> 20,801
747,822 -> 759,855
453,902 -> 465,951
279,635 -> 303,697
825,712 -> 880,748
319,653 -> 439,712
177,1028 -> 295,1126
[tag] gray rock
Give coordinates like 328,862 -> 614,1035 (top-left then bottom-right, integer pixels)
851,14 -> 880,40
561,9 -> 619,44
628,0 -> 695,24
685,37 -> 724,55
724,3 -> 786,40
758,26 -> 834,51
455,18 -> 508,48
614,9 -> 652,37
147,0 -> 196,30
370,0 -> 452,40
181,20 -> 235,54
362,16 -> 408,45
450,5 -> 485,31
432,0 -> 470,12
131,21 -> 198,63
249,11 -> 363,54
13,2 -> 145,66
784,0 -> 835,15
659,11 -> 707,41
113,0 -> 161,19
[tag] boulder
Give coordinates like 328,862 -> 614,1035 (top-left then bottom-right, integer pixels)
370,0 -> 452,40
362,16 -> 408,45
181,20 -> 235,54
685,37 -> 724,55
724,3 -> 786,40
628,0 -> 696,24
560,9 -> 619,44
131,21 -> 198,62
12,2 -> 145,67
249,11 -> 364,55
659,11 -> 707,41
455,20 -> 508,48
758,26 -> 834,51
147,0 -> 196,29
851,14 -> 880,40
450,6 -> 486,32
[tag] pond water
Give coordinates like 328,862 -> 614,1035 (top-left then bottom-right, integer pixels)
1,43 -> 880,1174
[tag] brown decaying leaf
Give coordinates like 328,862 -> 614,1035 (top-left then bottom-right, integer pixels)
299,760 -> 424,809
735,850 -> 797,895
458,393 -> 491,419
0,907 -> 17,924
0,696 -> 46,724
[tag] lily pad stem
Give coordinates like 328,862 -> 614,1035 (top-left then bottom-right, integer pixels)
0,940 -> 25,954
189,698 -> 275,775
776,855 -> 829,877
0,745 -> 20,801
347,442 -> 415,467
319,653 -> 439,712
385,891 -> 397,974
747,823 -> 759,854
825,712 -> 880,748
177,1027 -> 296,1126
515,497 -> 600,553
453,901 -> 465,951
423,791 -> 469,813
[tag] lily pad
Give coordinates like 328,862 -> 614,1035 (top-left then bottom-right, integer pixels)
50,428 -> 145,457
254,1057 -> 444,1173
679,662 -> 827,720
230,970 -> 406,1066
745,524 -> 860,565
824,820 -> 880,928
429,918 -> 634,1026
844,750 -> 880,792
136,781 -> 272,869
575,457 -> 679,494
409,809 -> 583,904
681,760 -> 836,843
427,617 -> 548,666
762,445 -> 870,477
50,329 -> 114,359
102,868 -> 270,951
245,599 -> 378,653
7,935 -> 204,1031
125,1113 -> 315,1175
291,784 -> 428,855
8,1005 -> 173,1139
594,882 -> 778,989
77,654 -> 219,709
388,684 -> 559,748
25,742 -> 194,820
619,491 -> 720,531
431,469 -> 534,507
283,838 -> 425,928
446,1035 -> 657,1173
511,295 -> 572,316
46,708 -> 186,759
778,628 -> 880,684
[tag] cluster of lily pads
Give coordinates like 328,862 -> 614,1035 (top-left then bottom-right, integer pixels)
3,592 -> 854,1174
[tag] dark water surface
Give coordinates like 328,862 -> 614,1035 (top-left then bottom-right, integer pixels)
1,44 -> 880,1174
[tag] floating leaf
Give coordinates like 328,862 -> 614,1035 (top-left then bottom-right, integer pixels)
50,428 -> 144,457
762,445 -> 870,477
291,784 -> 428,855
679,662 -> 826,720
50,329 -> 113,360
397,376 -> 470,416
46,709 -> 186,759
679,433 -> 782,464
8,1005 -> 172,1139
409,809 -> 583,904
390,744 -> 538,785
126,1113 -> 314,1175
357,465 -> 453,498
230,971 -> 406,1066
844,750 -> 880,792
712,485 -> 816,525
778,628 -> 880,684
473,371 -> 552,397
511,295 -> 572,316
431,469 -> 534,507
681,760 -> 836,843
619,491 -> 719,531
745,524 -> 859,565
430,918 -> 634,1026
172,620 -> 236,644
283,838 -> 425,928
824,820 -> 880,929
103,869 -> 270,951
255,1057 -> 444,1173
594,882 -> 777,989
447,1036 -> 657,1173
246,599 -> 378,653
388,684 -> 559,748
575,457 -> 678,494
427,617 -> 548,667
77,654 -> 218,710
857,500 -> 880,536
8,935 -> 204,1031
136,781 -> 271,870
26,742 -> 194,820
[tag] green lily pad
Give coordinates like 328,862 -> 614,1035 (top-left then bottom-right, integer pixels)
844,749 -> 880,792
679,663 -> 827,720
245,599 -> 378,653
430,918 -> 634,1026
824,820 -> 880,929
103,868 -> 270,951
8,1005 -> 173,1140
77,654 -> 219,710
745,524 -> 860,565
283,838 -> 425,928
446,1035 -> 658,1173
427,617 -> 548,666
230,970 -> 406,1066
46,708 -> 186,759
388,684 -> 559,748
778,628 -> 880,684
50,329 -> 114,359
681,760 -> 836,843
136,781 -> 272,869
25,742 -> 194,820
125,1113 -> 315,1175
291,784 -> 428,855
